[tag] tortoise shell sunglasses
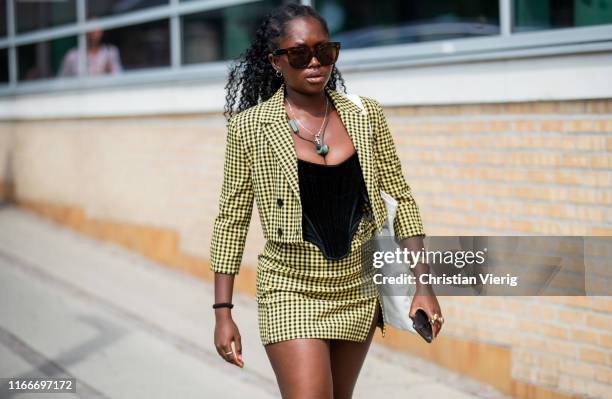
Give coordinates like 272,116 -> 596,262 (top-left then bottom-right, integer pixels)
272,41 -> 341,69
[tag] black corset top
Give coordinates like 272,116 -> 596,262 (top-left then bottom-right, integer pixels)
297,151 -> 367,260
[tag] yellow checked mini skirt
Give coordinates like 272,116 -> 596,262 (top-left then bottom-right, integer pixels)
256,216 -> 386,346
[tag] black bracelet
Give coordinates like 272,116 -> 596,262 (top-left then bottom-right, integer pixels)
212,302 -> 234,309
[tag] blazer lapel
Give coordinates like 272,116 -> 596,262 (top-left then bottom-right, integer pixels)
260,85 -> 301,201
334,93 -> 376,212
261,83 -> 376,215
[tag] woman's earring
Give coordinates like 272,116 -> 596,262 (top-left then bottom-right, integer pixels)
276,69 -> 282,78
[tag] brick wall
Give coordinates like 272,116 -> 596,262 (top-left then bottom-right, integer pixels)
1,98 -> 610,398
0,124 -> 14,201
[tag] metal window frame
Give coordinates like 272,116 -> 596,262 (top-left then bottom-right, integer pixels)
0,0 -> 611,97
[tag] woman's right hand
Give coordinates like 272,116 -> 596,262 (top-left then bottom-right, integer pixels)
214,312 -> 244,368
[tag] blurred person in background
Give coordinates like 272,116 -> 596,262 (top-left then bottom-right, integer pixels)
58,20 -> 122,77
210,3 -> 442,398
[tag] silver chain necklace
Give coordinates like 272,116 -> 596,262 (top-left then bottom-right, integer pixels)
285,95 -> 330,155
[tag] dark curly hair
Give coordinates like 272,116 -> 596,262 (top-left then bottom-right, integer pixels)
223,3 -> 347,122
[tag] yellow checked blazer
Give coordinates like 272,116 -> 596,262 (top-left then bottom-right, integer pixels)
210,83 -> 425,275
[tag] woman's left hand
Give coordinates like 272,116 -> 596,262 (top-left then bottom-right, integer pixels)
409,284 -> 444,340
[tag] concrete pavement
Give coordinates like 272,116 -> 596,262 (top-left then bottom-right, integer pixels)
0,205 -> 510,399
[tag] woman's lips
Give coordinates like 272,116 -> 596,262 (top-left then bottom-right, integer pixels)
305,75 -> 325,84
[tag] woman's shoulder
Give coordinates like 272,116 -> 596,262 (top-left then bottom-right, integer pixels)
338,90 -> 381,110
341,93 -> 383,120
227,102 -> 264,129
103,44 -> 120,55
356,94 -> 382,111
64,47 -> 78,60
226,93 -> 279,131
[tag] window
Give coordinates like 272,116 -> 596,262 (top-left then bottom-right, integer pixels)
98,19 -> 170,71
513,0 -> 612,32
0,0 -> 610,93
87,0 -> 169,19
18,36 -> 78,81
15,0 -> 76,33
0,0 -> 6,38
181,0 -> 284,64
0,48 -> 7,83
316,0 -> 499,48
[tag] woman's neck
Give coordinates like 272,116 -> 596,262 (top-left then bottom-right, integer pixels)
284,86 -> 327,117
88,43 -> 101,53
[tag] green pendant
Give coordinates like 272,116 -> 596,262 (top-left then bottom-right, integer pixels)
288,119 -> 299,134
316,144 -> 329,155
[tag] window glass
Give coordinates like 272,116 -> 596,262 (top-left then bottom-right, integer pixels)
18,36 -> 78,81
315,0 -> 499,48
57,28 -> 126,78
513,0 -> 612,32
0,48 -> 7,83
87,0 -> 168,19
181,0 -> 286,64
16,0 -> 76,33
97,19 -> 170,71
0,0 -> 6,37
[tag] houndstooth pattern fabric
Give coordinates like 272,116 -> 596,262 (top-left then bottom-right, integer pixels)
256,217 -> 386,345
209,83 -> 426,345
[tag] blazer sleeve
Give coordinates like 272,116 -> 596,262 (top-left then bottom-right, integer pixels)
209,116 -> 254,275
370,99 -> 426,239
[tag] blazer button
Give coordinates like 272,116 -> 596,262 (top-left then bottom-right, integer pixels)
277,228 -> 283,237
276,198 -> 283,208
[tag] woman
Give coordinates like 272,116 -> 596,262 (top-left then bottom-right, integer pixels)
59,17 -> 122,77
210,4 -> 443,398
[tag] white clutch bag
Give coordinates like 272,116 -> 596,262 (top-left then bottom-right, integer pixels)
345,93 -> 417,335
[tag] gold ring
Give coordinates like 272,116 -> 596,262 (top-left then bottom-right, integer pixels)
430,313 -> 444,325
